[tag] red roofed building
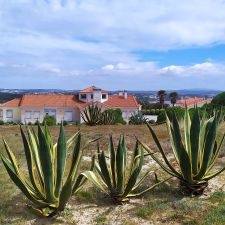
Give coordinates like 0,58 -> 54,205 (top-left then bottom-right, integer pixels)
0,86 -> 141,124
176,97 -> 210,108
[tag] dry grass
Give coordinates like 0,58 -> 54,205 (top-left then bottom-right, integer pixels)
0,124 -> 225,225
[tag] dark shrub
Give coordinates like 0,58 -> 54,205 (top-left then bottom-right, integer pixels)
34,120 -> 39,125
157,107 -> 185,123
43,115 -> 56,126
148,119 -> 156,124
0,120 -> 4,125
211,92 -> 225,106
106,109 -> 126,124
63,120 -> 68,126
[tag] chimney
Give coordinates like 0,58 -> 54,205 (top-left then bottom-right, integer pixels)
118,90 -> 127,99
124,90 -> 127,99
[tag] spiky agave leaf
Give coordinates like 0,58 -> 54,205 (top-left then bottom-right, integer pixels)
82,136 -> 169,204
1,123 -> 91,216
81,104 -> 102,126
139,107 -> 225,195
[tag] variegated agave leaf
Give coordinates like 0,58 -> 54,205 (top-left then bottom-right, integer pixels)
1,123 -> 92,217
140,107 -> 225,195
82,135 -> 170,204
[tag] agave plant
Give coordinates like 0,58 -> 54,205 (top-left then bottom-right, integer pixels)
0,123 -> 93,217
81,104 -> 102,126
100,110 -> 115,125
140,107 -> 225,195
129,111 -> 147,125
83,136 -> 169,204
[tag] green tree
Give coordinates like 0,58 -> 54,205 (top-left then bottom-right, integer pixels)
211,92 -> 225,106
157,90 -> 167,109
169,92 -> 178,107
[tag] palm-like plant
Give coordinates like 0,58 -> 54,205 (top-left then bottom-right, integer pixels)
81,104 -> 102,126
100,110 -> 115,125
82,136 -> 169,204
1,124 -> 93,217
157,90 -> 167,109
169,92 -> 178,107
140,107 -> 225,195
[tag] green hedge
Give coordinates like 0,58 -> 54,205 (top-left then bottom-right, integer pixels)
157,107 -> 210,123
104,109 -> 126,125
142,109 -> 164,116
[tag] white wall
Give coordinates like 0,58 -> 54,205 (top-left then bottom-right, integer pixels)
79,92 -> 108,103
21,107 -> 80,124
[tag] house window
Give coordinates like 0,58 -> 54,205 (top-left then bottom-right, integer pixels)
102,94 -> 107,99
6,110 -> 13,118
34,111 -> 40,119
91,94 -> 93,99
64,111 -> 73,122
122,111 -> 127,118
44,109 -> 56,117
25,111 -> 32,119
80,94 -> 87,99
0,109 -> 3,117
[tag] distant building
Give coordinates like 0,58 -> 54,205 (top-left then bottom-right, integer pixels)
0,86 -> 141,124
176,97 -> 211,108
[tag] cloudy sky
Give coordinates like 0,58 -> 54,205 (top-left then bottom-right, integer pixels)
0,0 -> 225,90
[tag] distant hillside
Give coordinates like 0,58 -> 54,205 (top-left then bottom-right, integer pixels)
0,93 -> 22,104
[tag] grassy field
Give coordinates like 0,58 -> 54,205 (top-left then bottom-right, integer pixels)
0,124 -> 225,225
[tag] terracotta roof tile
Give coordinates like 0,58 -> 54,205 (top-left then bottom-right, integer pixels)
1,93 -> 139,109
102,95 -> 139,108
1,98 -> 21,107
80,85 -> 108,93
177,98 -> 207,107
19,94 -> 86,108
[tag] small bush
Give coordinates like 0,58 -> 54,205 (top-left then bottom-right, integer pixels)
108,108 -> 126,124
157,107 -> 185,123
43,115 -> 56,126
211,92 -> 225,106
0,120 -> 4,125
34,120 -> 39,125
63,120 -> 68,126
129,111 -> 147,125
149,119 -> 156,124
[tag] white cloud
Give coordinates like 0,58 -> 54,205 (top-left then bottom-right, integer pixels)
102,64 -> 114,70
101,61 -> 225,78
0,0 -> 225,89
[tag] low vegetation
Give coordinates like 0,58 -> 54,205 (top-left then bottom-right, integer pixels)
43,115 -> 57,126
82,104 -> 126,126
0,107 -> 225,224
141,107 -> 225,195
129,111 -> 147,125
0,123 -> 94,216
83,136 -> 168,204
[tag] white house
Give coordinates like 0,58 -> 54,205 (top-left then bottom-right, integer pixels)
0,86 -> 141,124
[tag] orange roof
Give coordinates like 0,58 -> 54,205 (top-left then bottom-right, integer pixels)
177,97 -> 206,107
20,94 -> 87,108
1,94 -> 87,108
1,93 -> 139,109
1,98 -> 21,107
80,85 -> 108,93
102,95 -> 139,108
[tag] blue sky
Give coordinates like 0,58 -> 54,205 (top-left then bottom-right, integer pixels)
0,0 -> 225,90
